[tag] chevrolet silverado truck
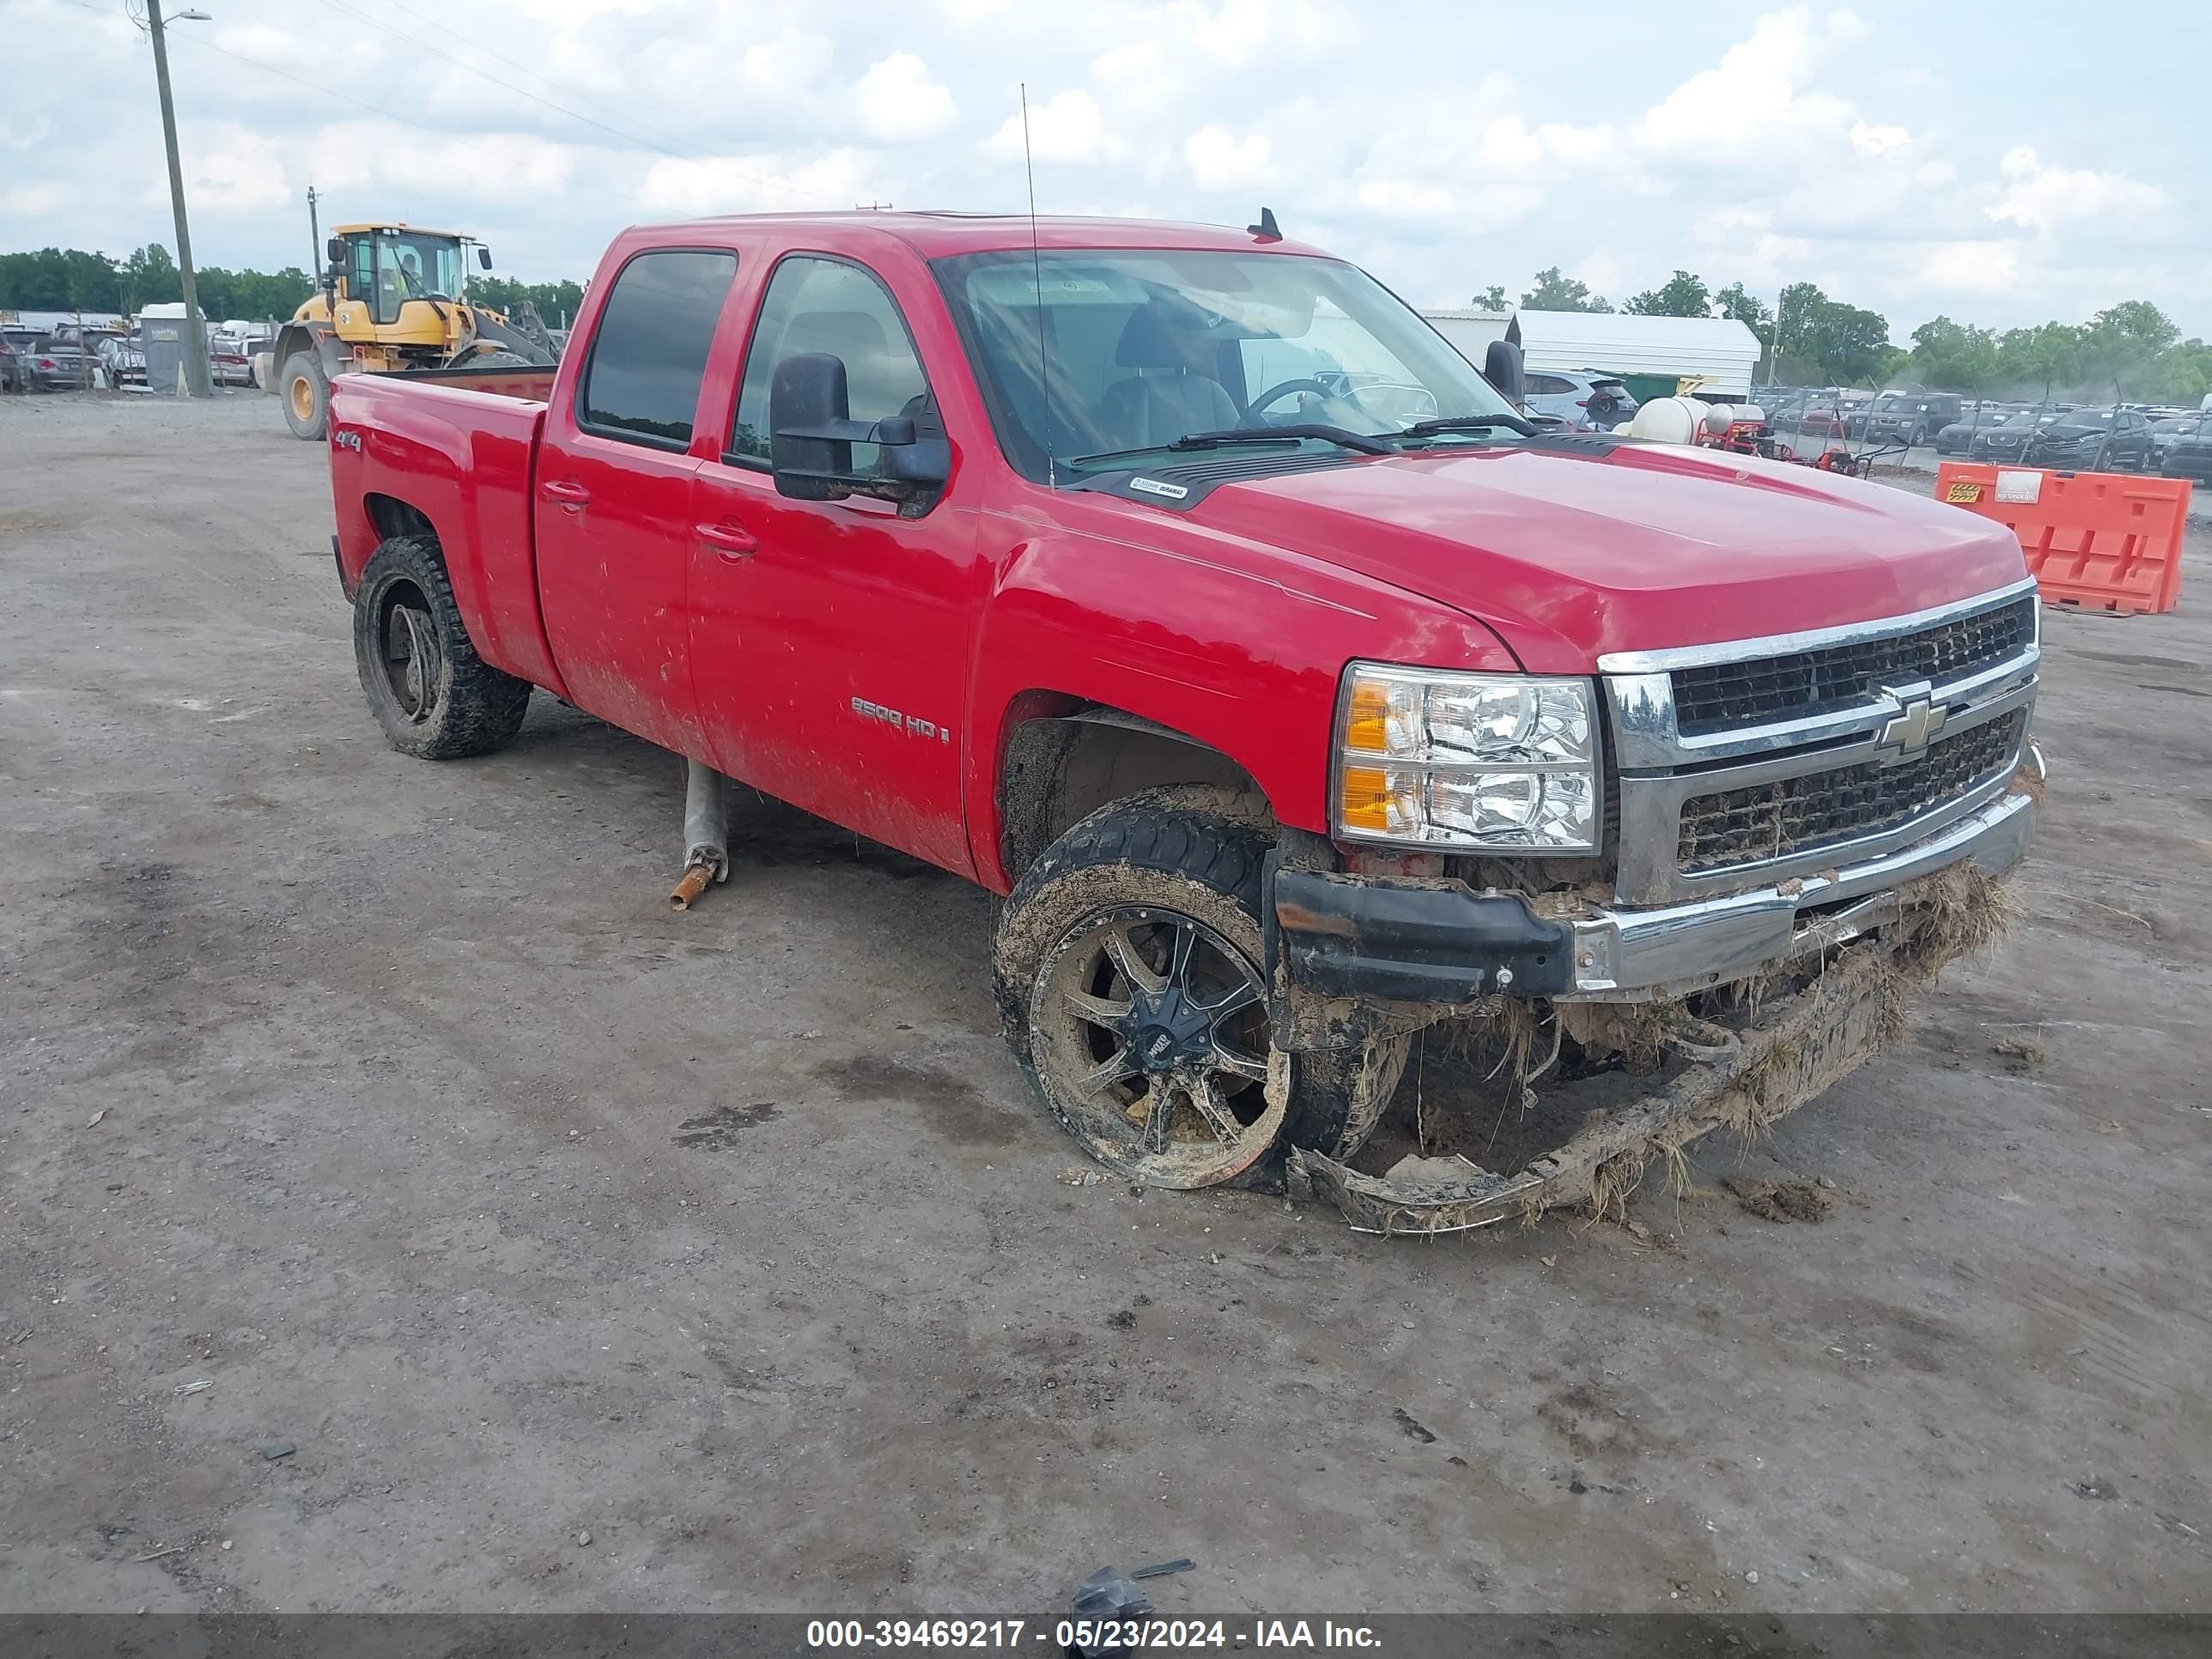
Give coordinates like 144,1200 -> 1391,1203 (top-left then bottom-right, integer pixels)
324,211 -> 2043,1231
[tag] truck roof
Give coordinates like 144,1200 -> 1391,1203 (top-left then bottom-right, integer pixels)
620,210 -> 1330,260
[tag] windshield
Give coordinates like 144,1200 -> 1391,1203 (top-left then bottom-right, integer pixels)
379,233 -> 465,301
933,248 -> 1521,480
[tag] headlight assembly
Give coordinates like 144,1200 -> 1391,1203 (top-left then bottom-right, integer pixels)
1334,664 -> 1601,851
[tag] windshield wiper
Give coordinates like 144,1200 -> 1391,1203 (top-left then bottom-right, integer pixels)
1170,423 -> 1396,456
1398,411 -> 1539,440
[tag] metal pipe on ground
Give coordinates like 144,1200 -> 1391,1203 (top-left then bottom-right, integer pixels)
669,757 -> 730,911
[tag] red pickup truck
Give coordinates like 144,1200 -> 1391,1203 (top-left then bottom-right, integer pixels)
325,211 -> 2042,1231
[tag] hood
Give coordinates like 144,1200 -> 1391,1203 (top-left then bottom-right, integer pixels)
1176,441 -> 2028,672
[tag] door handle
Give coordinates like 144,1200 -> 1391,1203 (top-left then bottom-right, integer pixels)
541,479 -> 591,506
696,521 -> 757,559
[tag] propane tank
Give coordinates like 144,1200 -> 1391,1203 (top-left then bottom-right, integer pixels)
1626,397 -> 1698,445
1734,404 -> 1766,427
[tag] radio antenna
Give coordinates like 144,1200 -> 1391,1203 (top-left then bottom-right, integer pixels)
1020,82 -> 1056,489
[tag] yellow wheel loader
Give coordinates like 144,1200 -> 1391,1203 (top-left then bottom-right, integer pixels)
274,223 -> 556,440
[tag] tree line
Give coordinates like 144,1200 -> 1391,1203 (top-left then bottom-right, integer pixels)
1474,267 -> 2211,404
0,244 -> 585,331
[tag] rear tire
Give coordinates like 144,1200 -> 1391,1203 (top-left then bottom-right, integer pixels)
283,351 -> 329,441
994,787 -> 1409,1190
352,536 -> 532,759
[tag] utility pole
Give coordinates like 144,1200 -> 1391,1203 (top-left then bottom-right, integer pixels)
307,185 -> 323,287
147,0 -> 212,398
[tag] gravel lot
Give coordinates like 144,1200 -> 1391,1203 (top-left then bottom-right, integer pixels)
3,392 -> 2208,1617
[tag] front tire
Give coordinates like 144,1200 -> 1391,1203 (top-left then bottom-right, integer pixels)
994,787 -> 1409,1190
283,351 -> 330,440
352,536 -> 532,758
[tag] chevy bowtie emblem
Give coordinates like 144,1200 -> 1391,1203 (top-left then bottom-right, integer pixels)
1877,683 -> 1948,758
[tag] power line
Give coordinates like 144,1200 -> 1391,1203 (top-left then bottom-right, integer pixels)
369,0 -> 813,200
168,30 -> 669,216
309,0 -> 811,202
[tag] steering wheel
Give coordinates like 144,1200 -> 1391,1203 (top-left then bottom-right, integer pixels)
1246,378 -> 1339,418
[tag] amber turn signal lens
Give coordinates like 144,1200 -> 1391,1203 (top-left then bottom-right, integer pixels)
1342,680 -> 1392,754
1340,764 -> 1394,832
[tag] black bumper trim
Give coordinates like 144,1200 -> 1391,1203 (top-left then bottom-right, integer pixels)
1268,865 -> 1573,1003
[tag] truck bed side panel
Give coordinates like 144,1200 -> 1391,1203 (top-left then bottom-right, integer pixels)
329,375 -> 568,698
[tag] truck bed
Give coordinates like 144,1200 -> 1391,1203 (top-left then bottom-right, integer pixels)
328,368 -> 566,696
382,360 -> 559,403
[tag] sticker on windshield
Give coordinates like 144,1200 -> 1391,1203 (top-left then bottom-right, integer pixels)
1128,477 -> 1191,500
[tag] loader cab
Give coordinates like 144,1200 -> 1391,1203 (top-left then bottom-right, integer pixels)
325,224 -> 479,337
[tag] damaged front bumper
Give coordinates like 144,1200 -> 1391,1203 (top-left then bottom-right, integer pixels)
1285,933 -> 1905,1235
1273,785 -> 2035,1007
1265,778 -> 2039,1236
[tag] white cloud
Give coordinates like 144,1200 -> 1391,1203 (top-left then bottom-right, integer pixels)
1849,121 -> 1910,156
1919,240 -> 2022,295
1638,6 -> 1862,155
179,127 -> 291,212
1182,125 -> 1271,189
1538,123 -> 1612,164
1480,116 -> 1541,172
1357,179 -> 1455,220
984,88 -> 1111,164
742,27 -> 834,89
854,53 -> 957,143
635,148 -> 874,216
1091,42 -> 1163,85
1165,0 -> 1272,65
1986,147 -> 2167,234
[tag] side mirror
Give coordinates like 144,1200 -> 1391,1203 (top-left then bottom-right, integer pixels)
477,246 -> 494,270
1484,339 -> 1526,408
325,235 -> 344,268
769,351 -> 852,501
769,351 -> 950,506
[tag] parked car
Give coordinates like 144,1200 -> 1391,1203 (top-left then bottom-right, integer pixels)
0,332 -> 21,393
0,327 -> 88,391
98,332 -> 148,386
208,337 -> 257,386
2161,409 -> 2212,483
2022,406 -> 2157,472
1969,409 -> 2062,461
2148,414 -> 2210,471
318,210 -> 2043,1229
1523,368 -> 1638,430
1863,390 -> 1964,448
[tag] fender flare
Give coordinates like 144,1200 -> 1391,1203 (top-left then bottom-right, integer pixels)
274,321 -> 346,383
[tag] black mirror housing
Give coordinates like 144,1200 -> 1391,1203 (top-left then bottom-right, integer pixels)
325,235 -> 344,268
769,352 -> 949,507
769,351 -> 851,501
1484,339 -> 1527,408
477,246 -> 494,270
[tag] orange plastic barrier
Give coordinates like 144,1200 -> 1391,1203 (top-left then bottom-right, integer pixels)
1935,461 -> 2190,616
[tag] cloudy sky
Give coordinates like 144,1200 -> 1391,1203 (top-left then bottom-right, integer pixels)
6,0 -> 2206,337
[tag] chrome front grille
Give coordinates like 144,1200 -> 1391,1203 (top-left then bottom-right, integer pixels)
1677,709 -> 2027,872
1599,580 -> 2041,906
1669,595 -> 2036,737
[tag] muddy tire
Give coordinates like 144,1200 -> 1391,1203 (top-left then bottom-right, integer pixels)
352,536 -> 532,759
283,351 -> 330,441
994,787 -> 1409,1189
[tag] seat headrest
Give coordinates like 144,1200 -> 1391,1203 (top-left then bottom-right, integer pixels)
1114,304 -> 1210,370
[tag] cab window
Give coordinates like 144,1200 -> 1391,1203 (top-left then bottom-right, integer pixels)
730,256 -> 933,473
578,249 -> 738,450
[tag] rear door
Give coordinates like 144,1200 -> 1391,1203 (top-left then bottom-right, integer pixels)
686,250 -> 981,876
533,246 -> 739,752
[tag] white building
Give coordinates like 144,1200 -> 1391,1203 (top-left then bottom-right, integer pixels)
1422,308 -> 1765,400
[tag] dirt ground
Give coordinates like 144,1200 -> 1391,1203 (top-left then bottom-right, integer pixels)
3,392 -> 2207,1616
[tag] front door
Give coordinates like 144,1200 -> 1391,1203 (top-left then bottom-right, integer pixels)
687,252 -> 981,876
535,247 -> 738,754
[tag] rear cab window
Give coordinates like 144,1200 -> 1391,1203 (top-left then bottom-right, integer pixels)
579,249 -> 740,450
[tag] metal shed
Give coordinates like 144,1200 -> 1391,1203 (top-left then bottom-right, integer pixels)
1423,308 -> 1765,401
